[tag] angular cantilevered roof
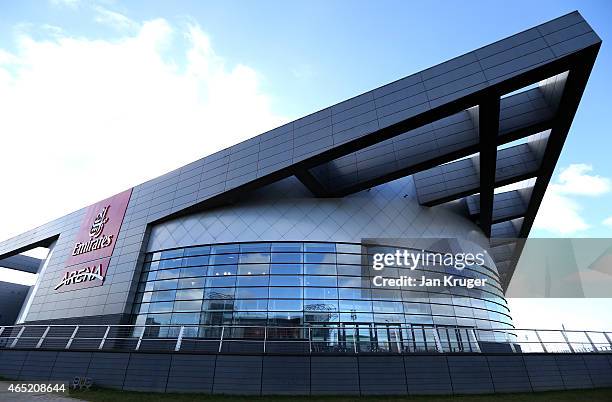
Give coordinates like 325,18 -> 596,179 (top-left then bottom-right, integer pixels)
0,11 -> 601,290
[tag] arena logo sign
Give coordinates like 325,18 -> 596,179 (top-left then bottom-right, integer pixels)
57,188 -> 132,292
54,259 -> 109,291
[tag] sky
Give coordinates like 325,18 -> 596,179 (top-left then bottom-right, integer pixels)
0,0 -> 611,330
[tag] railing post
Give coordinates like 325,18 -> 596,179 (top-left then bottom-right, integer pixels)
98,326 -> 111,350
65,325 -> 79,350
561,330 -> 575,353
534,330 -> 548,353
135,326 -> 145,351
432,326 -> 443,353
308,327 -> 312,353
604,332 -> 612,352
10,327 -> 26,349
353,326 -> 357,353
174,326 -> 185,352
36,326 -> 51,349
263,326 -> 267,354
218,326 -> 225,353
584,332 -> 598,353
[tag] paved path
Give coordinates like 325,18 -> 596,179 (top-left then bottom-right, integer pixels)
0,381 -> 83,401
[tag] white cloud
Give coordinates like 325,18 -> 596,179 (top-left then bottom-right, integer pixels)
603,217 -> 612,228
93,6 -> 138,31
553,164 -> 611,196
49,0 -> 80,8
534,164 -> 611,234
0,19 -> 288,243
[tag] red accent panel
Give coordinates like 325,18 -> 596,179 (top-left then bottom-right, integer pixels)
65,188 -> 132,267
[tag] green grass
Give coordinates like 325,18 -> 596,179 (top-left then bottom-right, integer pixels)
70,387 -> 612,402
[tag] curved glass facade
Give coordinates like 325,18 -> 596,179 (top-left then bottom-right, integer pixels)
133,242 -> 513,341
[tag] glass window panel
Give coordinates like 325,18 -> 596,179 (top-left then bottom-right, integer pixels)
149,301 -> 173,313
182,255 -> 209,266
336,253 -> 362,265
407,315 -> 433,325
209,253 -> 238,265
304,287 -> 338,299
269,276 -> 302,287
336,243 -> 361,254
145,282 -> 154,292
304,264 -> 337,275
304,276 -> 337,287
160,249 -> 183,259
371,289 -> 401,301
146,270 -> 157,282
236,275 -> 269,287
211,244 -> 239,254
271,252 -> 302,263
184,245 -> 210,257
159,258 -> 183,269
338,287 -> 371,300
304,243 -> 335,253
235,299 -> 268,311
268,311 -> 303,326
239,253 -> 270,264
150,252 -> 162,261
374,313 -> 404,323
141,292 -> 152,303
180,266 -> 206,278
136,303 -> 148,314
304,299 -> 338,312
206,275 -> 236,288
178,277 -> 205,289
174,300 -> 202,312
340,312 -> 373,323
373,301 -> 404,313
337,265 -> 365,276
148,261 -> 160,271
431,304 -> 455,316
270,263 -> 302,275
235,287 -> 268,299
233,311 -> 267,326
240,243 -> 270,253
339,299 -> 372,312
204,287 -> 235,299
156,268 -> 180,280
145,313 -> 171,326
271,243 -> 302,253
337,276 -> 367,288
153,279 -> 178,291
268,299 -> 303,311
304,253 -> 336,264
171,312 -> 200,325
151,290 -> 176,302
403,302 -> 432,315
202,299 -> 234,311
200,311 -> 233,325
237,264 -> 269,275
176,288 -> 203,300
269,287 -> 303,299
208,265 -> 237,276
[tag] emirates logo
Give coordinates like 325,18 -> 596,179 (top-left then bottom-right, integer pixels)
89,206 -> 109,238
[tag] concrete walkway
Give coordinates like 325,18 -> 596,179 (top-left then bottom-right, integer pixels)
0,382 -> 83,401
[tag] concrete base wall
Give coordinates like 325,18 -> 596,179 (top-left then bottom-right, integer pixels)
0,350 -> 611,395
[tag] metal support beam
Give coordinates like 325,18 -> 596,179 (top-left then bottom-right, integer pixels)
294,168 -> 333,197
478,95 -> 500,237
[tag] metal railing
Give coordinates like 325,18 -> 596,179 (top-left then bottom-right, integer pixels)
0,324 -> 610,355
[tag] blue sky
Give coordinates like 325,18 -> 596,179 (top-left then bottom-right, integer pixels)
0,0 -> 611,329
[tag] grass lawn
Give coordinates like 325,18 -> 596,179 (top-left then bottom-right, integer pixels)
70,387 -> 612,402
